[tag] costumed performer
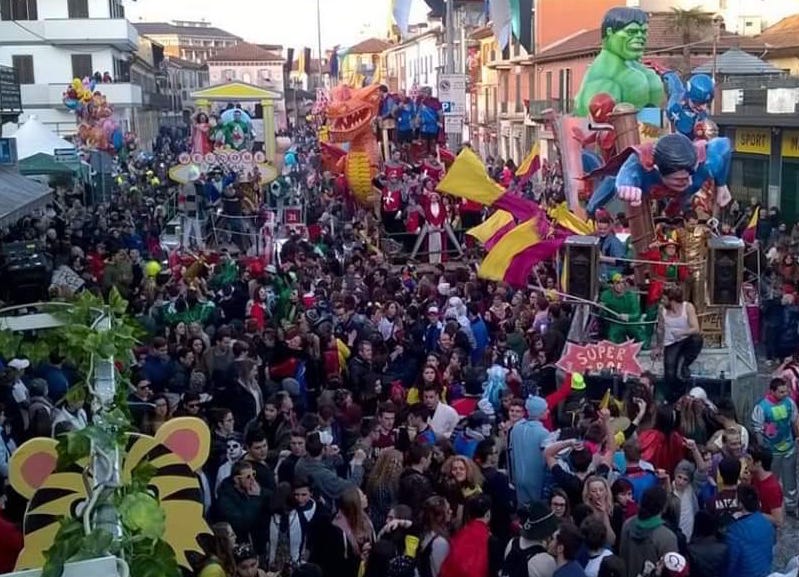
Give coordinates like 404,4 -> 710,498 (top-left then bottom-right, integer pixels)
410,190 -> 463,264
600,273 -> 645,344
191,112 -> 213,155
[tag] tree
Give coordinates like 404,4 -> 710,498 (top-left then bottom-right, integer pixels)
669,7 -> 714,76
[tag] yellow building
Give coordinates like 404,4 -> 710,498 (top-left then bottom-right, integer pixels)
338,37 -> 391,87
760,15 -> 799,74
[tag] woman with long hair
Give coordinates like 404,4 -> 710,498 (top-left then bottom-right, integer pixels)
638,404 -> 685,474
365,448 -> 404,530
227,359 -> 263,432
143,394 -> 170,435
676,395 -> 710,445
195,522 -> 237,577
438,455 -> 483,529
582,475 -> 616,546
318,486 -> 375,577
418,496 -> 452,577
550,488 -> 572,524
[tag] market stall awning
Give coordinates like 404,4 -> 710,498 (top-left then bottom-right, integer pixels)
7,115 -> 75,160
0,166 -> 52,226
19,153 -> 77,177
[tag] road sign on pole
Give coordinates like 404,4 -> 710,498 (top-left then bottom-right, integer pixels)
438,73 -> 467,116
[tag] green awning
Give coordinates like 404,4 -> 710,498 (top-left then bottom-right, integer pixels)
19,153 -> 78,177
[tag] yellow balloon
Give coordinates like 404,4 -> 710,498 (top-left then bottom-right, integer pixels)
144,260 -> 162,278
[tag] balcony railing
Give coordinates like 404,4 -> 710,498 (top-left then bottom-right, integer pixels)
0,19 -> 138,51
143,92 -> 171,110
22,83 -> 143,108
526,98 -> 573,119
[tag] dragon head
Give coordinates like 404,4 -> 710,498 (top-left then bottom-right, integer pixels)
327,84 -> 380,142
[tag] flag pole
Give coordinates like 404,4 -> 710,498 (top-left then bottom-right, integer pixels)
316,0 -> 324,86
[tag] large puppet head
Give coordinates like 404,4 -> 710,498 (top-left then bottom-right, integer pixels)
326,84 -> 381,143
654,133 -> 698,193
9,418 -> 212,572
601,7 -> 649,61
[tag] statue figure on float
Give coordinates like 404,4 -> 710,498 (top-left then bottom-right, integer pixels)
573,7 -> 665,116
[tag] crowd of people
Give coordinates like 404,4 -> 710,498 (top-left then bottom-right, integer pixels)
0,117 -> 798,577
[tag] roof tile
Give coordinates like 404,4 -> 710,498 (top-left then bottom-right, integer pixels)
534,12 -> 766,63
207,42 -> 284,62
346,37 -> 392,54
134,22 -> 240,39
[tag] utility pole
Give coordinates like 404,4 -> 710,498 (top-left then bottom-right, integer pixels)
316,0 -> 324,88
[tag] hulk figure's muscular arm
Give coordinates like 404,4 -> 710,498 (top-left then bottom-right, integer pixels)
575,77 -> 624,116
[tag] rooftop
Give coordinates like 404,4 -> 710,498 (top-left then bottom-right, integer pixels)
533,12 -> 766,63
207,42 -> 283,63
759,14 -> 799,50
346,37 -> 392,55
692,47 -> 783,76
134,21 -> 240,39
164,55 -> 207,70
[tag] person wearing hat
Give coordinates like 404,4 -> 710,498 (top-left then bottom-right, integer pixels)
453,410 -> 492,459
599,274 -> 645,344
500,501 -> 558,577
509,395 -> 550,507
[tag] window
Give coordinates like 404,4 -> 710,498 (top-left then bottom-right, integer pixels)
113,57 -> 130,83
515,73 -> 522,112
1,0 -> 38,20
242,72 -> 251,84
11,54 -> 34,84
108,0 -> 125,18
545,71 -> 552,100
223,68 -> 235,81
71,54 -> 93,80
67,0 -> 88,18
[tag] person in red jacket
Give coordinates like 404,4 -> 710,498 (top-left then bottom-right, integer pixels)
440,494 -> 498,577
0,488 -> 24,574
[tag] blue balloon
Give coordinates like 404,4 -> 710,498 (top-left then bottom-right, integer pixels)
89,80 -> 97,92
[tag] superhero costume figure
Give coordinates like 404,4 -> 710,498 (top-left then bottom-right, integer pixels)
573,93 -> 618,163
663,72 -> 714,140
573,7 -> 664,116
678,210 -> 713,313
586,132 -> 732,216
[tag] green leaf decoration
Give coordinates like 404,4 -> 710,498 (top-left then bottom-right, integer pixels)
119,493 -> 166,541
55,430 -> 91,470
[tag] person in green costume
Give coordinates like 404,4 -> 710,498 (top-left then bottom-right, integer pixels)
600,273 -> 645,344
574,7 -> 665,116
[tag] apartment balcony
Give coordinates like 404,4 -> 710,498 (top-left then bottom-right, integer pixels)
714,77 -> 799,128
0,19 -> 138,51
525,98 -> 573,121
22,83 -> 143,109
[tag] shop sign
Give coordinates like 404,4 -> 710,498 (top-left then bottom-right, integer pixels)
734,128 -> 771,155
782,130 -> 799,158
556,339 -> 644,377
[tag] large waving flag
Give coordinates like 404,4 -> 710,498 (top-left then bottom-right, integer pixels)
489,0 -> 513,50
392,0 -> 413,37
742,207 -> 759,244
467,210 -> 515,251
515,141 -> 541,185
511,0 -> 534,53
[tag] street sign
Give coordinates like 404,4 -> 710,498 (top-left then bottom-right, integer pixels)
0,65 -> 22,114
444,116 -> 463,135
54,147 -> 78,164
438,74 -> 467,116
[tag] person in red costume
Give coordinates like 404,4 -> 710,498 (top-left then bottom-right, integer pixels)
641,229 -> 687,284
421,152 -> 445,184
410,190 -> 462,264
379,170 -> 406,236
384,149 -> 408,181
246,285 -> 268,331
638,404 -> 685,475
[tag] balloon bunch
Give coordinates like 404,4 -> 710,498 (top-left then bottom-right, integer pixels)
63,77 -> 125,153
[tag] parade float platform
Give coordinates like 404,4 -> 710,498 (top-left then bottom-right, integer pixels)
567,302 -> 760,417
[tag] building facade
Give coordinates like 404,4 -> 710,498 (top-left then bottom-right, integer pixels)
0,0 -> 142,136
384,26 -> 443,94
206,42 -> 287,130
133,20 -> 240,64
160,56 -> 209,125
339,38 -> 391,87
631,0 -> 799,36
468,27 -> 499,160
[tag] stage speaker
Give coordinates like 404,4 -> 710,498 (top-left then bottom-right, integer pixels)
707,236 -> 743,306
564,235 -> 600,301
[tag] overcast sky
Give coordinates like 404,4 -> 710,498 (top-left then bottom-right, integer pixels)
125,0 -> 430,51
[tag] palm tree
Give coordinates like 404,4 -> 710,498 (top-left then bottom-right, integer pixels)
669,7 -> 714,75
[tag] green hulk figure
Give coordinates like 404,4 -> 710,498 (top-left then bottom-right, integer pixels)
574,7 -> 665,116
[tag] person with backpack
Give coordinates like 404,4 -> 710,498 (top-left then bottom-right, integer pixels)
501,500 -> 559,577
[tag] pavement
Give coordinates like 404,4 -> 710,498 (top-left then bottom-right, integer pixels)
775,515 -> 799,570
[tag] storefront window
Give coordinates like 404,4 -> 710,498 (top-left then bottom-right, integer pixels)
781,160 -> 799,225
730,154 -> 768,204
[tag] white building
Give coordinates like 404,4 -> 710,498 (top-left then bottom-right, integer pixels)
629,0 -> 799,36
384,26 -> 443,95
206,42 -> 287,130
0,0 -> 141,137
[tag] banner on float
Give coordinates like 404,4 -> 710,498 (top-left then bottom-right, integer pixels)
556,339 -> 644,377
169,150 -> 278,184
